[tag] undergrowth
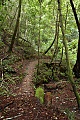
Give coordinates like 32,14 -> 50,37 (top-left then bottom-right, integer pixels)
33,62 -> 67,87
0,54 -> 24,95
0,38 -> 36,95
35,87 -> 44,104
34,63 -> 52,86
65,108 -> 75,120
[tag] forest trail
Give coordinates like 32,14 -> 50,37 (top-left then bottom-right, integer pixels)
16,60 -> 38,96
16,58 -> 50,96
1,59 -> 79,120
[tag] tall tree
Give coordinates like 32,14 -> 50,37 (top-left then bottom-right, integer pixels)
70,0 -> 80,78
57,0 -> 80,109
37,0 -> 42,75
8,0 -> 22,52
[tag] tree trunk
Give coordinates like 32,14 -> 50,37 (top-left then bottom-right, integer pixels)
43,34 -> 56,55
58,0 -> 80,109
70,0 -> 80,78
43,13 -> 59,55
50,13 -> 59,63
8,0 -> 22,52
37,0 -> 42,75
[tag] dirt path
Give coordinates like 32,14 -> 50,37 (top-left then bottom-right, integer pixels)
16,59 -> 50,96
17,60 -> 38,96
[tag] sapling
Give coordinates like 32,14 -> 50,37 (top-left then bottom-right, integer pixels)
35,87 -> 44,104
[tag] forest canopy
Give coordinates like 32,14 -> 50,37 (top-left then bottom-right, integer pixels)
0,0 -> 79,60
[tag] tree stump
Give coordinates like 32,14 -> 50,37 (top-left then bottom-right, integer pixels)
44,92 -> 52,107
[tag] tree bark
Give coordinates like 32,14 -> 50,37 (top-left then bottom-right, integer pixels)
70,0 -> 80,78
8,0 -> 22,52
37,0 -> 42,75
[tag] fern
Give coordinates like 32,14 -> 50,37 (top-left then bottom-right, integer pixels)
35,87 -> 44,104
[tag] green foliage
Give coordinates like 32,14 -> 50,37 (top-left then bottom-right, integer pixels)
35,87 -> 44,104
14,41 -> 36,59
34,63 -> 52,85
0,0 -> 79,62
0,86 -> 9,95
34,62 -> 68,87
0,41 -> 5,48
8,54 -> 21,63
65,108 -> 75,120
0,73 -> 15,95
0,52 -> 24,95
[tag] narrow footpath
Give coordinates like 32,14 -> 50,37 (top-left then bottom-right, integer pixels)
18,60 -> 38,96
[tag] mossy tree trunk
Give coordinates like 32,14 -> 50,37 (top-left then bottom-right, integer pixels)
57,0 -> 80,109
37,0 -> 42,75
70,0 -> 80,78
8,0 -> 22,52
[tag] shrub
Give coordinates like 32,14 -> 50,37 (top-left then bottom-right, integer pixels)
35,87 -> 44,104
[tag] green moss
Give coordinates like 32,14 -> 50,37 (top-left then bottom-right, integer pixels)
35,87 -> 44,104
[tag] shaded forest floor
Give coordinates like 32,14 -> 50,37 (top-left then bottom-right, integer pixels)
0,59 -> 80,120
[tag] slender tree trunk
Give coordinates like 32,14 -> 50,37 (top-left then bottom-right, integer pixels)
43,13 -> 59,55
16,22 -> 19,45
65,4 -> 68,30
58,0 -> 80,109
9,7 -> 18,28
50,13 -> 59,63
59,4 -> 68,65
70,0 -> 80,78
73,32 -> 80,78
8,0 -> 22,52
43,34 -> 56,55
37,0 -> 42,75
